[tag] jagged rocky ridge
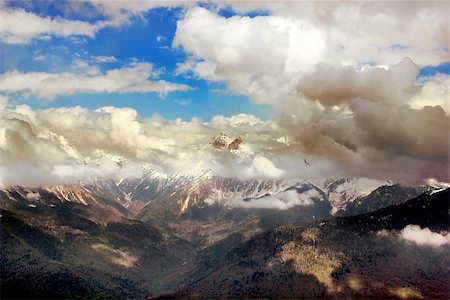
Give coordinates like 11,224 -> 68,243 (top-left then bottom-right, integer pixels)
0,172 -> 433,248
1,184 -> 448,299
0,172 -> 431,217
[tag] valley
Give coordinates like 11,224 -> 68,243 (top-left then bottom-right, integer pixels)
1,173 -> 447,299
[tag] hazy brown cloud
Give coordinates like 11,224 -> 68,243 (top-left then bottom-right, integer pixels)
277,59 -> 450,184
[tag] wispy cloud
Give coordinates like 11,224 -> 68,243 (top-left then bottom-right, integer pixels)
174,98 -> 191,107
0,8 -> 102,44
0,1 -> 189,44
93,55 -> 117,63
0,63 -> 192,99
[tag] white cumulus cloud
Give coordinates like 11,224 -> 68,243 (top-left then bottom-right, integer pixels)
174,6 -> 326,104
400,225 -> 450,248
213,1 -> 448,67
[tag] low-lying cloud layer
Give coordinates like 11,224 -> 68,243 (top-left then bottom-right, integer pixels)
379,225 -> 450,248
236,189 -> 317,210
400,225 -> 450,248
0,105 -> 301,187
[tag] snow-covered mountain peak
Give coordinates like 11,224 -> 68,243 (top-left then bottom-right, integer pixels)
207,132 -> 254,161
210,132 -> 234,149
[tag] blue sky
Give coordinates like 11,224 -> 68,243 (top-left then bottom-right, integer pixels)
0,3 -> 271,120
0,1 -> 448,121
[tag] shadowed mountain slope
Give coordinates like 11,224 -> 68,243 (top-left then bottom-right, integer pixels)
160,189 -> 449,299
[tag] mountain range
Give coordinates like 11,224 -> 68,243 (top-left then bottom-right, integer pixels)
1,168 -> 448,299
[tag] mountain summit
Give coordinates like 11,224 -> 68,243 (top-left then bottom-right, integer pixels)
209,132 -> 246,151
210,132 -> 234,149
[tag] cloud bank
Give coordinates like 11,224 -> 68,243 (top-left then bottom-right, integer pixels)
1,82 -> 448,188
0,105 -> 297,187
